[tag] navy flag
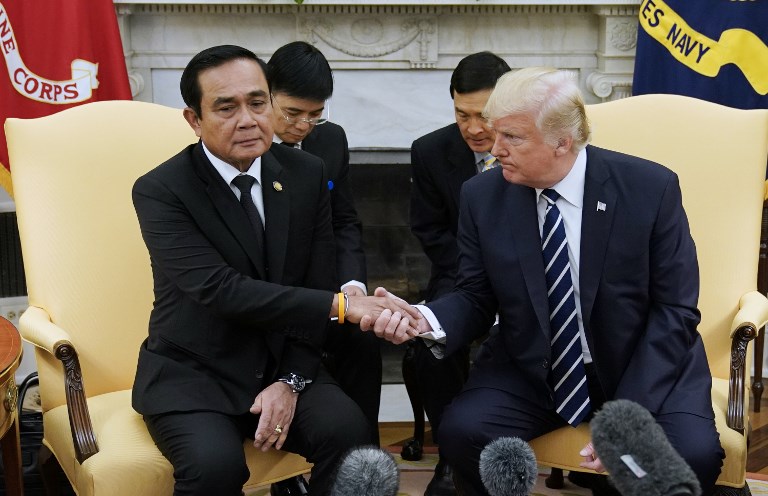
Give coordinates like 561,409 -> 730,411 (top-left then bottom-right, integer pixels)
632,0 -> 767,110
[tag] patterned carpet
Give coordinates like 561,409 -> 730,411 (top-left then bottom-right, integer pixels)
747,474 -> 768,495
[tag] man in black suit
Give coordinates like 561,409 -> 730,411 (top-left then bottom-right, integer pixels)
372,67 -> 724,495
408,52 -> 509,496
132,45 -> 418,496
266,41 -> 382,496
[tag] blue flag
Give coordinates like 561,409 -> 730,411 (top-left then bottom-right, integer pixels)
632,0 -> 767,110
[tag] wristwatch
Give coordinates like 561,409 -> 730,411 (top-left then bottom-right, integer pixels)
277,373 -> 312,393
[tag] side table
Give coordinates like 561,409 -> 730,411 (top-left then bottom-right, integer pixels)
0,317 -> 24,496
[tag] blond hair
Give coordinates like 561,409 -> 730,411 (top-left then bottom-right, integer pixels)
483,67 -> 591,151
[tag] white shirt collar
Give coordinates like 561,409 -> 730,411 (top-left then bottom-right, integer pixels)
202,142 -> 262,187
535,148 -> 587,208
272,137 -> 302,150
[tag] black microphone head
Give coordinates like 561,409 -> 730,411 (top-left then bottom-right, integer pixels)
591,399 -> 701,496
479,437 -> 538,496
330,445 -> 399,496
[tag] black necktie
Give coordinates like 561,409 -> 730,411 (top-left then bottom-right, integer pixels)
231,175 -> 266,262
280,141 -> 297,148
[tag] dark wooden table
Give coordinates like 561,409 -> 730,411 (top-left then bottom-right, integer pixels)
0,317 -> 24,496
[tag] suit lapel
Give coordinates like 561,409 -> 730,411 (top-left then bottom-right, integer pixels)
192,143 -> 267,279
261,151 -> 289,284
194,143 -> 266,279
507,186 -> 552,339
579,146 -> 616,328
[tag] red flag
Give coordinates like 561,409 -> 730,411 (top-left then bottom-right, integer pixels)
0,0 -> 132,196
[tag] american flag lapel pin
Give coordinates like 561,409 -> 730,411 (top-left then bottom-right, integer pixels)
596,201 -> 606,212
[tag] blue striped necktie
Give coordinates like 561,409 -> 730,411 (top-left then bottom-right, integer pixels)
540,189 -> 591,426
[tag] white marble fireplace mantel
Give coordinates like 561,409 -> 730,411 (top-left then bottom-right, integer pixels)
114,0 -> 641,147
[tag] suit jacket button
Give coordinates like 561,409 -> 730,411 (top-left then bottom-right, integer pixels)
255,370 -> 264,379
542,359 -> 549,369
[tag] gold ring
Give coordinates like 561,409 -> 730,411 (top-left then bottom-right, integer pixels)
274,425 -> 283,435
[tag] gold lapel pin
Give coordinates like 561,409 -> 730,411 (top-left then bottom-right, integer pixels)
273,181 -> 283,192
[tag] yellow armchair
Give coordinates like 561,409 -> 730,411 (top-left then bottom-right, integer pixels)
530,94 -> 768,494
5,100 -> 312,495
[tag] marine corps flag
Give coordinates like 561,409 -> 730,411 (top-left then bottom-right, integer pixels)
632,0 -> 767,109
0,0 -> 132,196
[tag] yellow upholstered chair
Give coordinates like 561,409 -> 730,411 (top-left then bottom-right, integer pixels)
529,94 -> 768,494
5,100 -> 312,496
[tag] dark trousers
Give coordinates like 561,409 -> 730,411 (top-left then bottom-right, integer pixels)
439,365 -> 724,496
323,321 -> 383,445
144,368 -> 371,496
410,338 -> 470,445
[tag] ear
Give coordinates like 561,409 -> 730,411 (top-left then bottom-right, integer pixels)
554,135 -> 574,157
183,107 -> 203,138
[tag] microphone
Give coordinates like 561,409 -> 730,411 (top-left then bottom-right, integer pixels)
590,399 -> 701,496
479,437 -> 538,496
330,445 -> 400,496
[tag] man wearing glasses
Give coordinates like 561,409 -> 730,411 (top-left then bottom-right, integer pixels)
267,41 -> 381,496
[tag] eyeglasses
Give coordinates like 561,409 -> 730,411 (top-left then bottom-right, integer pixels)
271,95 -> 329,126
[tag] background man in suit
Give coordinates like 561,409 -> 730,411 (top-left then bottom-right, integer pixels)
370,67 -> 724,495
266,40 -> 382,496
132,45 -> 417,496
408,51 -> 510,496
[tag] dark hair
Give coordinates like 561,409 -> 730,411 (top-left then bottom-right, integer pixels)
180,45 -> 269,117
449,51 -> 511,99
267,41 -> 333,101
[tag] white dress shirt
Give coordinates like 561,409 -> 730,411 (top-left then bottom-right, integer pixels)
274,138 -> 302,150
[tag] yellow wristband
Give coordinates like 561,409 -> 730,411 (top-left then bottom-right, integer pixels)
338,292 -> 346,324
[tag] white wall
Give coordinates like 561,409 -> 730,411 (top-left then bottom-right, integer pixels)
152,68 -> 455,148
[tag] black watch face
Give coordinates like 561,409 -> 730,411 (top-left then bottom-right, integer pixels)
292,374 -> 306,391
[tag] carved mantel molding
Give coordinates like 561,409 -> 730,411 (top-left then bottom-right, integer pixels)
112,0 -> 641,145
587,71 -> 634,101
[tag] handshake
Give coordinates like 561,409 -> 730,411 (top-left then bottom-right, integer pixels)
337,287 -> 430,344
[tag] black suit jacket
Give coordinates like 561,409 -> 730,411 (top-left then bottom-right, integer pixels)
302,123 -> 366,288
410,123 -> 476,301
428,145 -> 714,419
132,142 -> 336,416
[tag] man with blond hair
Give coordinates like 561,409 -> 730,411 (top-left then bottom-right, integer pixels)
370,67 -> 724,495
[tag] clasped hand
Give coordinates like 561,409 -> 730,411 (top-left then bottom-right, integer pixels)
347,287 -> 430,344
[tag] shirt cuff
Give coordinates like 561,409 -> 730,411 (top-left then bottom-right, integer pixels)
341,280 -> 367,295
414,305 -> 445,359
